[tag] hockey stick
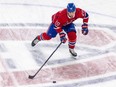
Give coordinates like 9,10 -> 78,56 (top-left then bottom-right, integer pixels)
28,42 -> 62,79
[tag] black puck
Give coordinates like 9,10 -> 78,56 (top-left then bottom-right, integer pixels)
53,81 -> 56,83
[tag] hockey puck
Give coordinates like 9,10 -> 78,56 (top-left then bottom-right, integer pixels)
53,81 -> 56,83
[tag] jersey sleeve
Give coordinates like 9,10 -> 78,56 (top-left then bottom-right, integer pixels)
77,8 -> 89,24
54,17 -> 64,33
52,10 -> 65,33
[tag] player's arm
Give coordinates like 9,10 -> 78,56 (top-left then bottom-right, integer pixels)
80,9 -> 89,35
82,10 -> 89,24
54,20 -> 63,33
52,11 -> 63,33
54,20 -> 67,43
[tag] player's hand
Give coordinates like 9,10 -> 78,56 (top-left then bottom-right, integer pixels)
81,23 -> 89,35
59,32 -> 67,43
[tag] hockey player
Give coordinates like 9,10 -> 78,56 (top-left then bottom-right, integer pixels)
31,3 -> 89,57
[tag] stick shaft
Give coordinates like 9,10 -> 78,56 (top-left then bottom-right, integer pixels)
29,42 -> 62,79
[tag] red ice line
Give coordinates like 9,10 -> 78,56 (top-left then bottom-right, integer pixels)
0,29 -> 115,46
0,55 -> 116,86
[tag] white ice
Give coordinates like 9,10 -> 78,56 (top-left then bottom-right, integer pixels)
0,0 -> 116,87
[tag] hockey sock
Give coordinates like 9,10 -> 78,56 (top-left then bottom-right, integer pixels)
38,32 -> 51,41
67,31 -> 77,49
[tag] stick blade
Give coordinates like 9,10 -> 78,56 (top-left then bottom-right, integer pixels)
28,75 -> 34,79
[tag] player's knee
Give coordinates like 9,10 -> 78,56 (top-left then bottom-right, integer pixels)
41,32 -> 51,40
67,31 -> 77,41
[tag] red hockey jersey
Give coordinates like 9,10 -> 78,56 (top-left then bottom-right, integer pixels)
52,8 -> 89,28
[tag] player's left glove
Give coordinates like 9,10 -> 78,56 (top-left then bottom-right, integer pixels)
59,32 -> 67,43
81,23 -> 89,35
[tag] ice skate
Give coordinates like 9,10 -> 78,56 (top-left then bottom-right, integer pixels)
69,48 -> 77,57
31,36 -> 40,46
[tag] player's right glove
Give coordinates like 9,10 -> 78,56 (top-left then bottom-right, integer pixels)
81,23 -> 89,35
59,32 -> 67,43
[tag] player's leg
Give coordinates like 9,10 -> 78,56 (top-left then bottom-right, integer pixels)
67,31 -> 77,56
63,23 -> 77,56
31,23 -> 58,46
31,32 -> 51,46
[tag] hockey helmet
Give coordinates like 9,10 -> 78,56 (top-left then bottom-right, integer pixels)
67,3 -> 76,12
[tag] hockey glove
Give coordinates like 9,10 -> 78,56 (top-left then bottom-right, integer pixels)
82,23 -> 89,35
59,32 -> 67,43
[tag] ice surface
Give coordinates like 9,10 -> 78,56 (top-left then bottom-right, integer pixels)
0,0 -> 116,87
